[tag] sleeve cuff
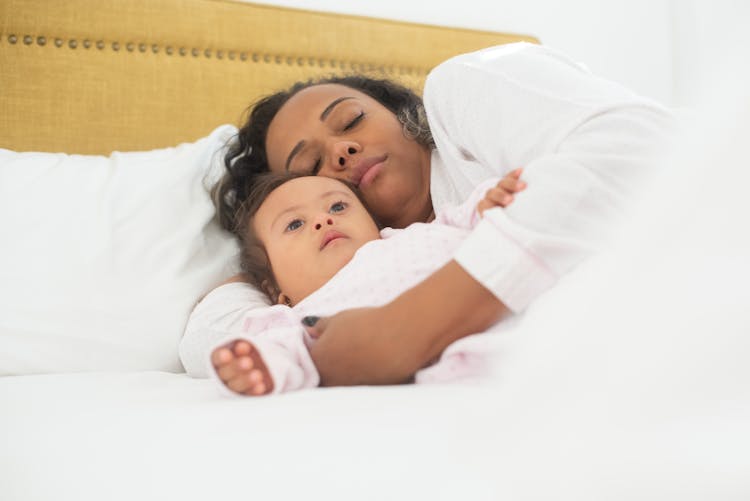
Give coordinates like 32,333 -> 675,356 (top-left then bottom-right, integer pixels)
207,327 -> 320,396
454,210 -> 558,312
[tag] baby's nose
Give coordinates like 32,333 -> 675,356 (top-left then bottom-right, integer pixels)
314,218 -> 334,230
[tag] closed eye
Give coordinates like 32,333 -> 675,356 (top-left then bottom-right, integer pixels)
305,112 -> 364,173
343,111 -> 365,131
310,158 -> 321,175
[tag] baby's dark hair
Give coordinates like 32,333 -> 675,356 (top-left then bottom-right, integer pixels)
237,172 -> 378,304
211,75 -> 433,237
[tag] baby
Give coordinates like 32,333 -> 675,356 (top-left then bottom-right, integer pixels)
211,170 -> 525,396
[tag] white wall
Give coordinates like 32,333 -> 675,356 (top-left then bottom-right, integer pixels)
670,0 -> 750,107
247,0 -> 674,105
246,0 -> 750,108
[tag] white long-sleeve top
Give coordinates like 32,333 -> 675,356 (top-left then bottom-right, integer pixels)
426,43 -> 674,311
179,43 -> 674,378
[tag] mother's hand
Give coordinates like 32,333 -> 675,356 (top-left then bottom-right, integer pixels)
305,307 -> 414,386
305,260 -> 509,386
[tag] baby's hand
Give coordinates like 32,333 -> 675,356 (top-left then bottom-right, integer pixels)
477,168 -> 526,216
211,339 -> 274,396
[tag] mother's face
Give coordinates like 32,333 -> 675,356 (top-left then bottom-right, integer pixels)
265,84 -> 433,228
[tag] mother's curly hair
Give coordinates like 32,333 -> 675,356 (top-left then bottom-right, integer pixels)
211,75 -> 434,237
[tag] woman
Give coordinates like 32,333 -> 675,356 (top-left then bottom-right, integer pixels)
180,42 -> 673,385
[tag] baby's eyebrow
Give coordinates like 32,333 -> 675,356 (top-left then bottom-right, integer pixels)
271,204 -> 303,230
320,189 -> 354,200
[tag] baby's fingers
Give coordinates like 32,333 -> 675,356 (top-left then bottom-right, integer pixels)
211,339 -> 253,368
228,369 -> 269,396
477,194 -> 508,216
217,361 -> 239,382
498,170 -> 526,193
227,372 -> 254,394
477,199 -> 493,216
233,340 -> 252,356
485,187 -> 515,207
212,346 -> 234,366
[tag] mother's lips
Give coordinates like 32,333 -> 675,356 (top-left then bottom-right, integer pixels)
350,154 -> 387,186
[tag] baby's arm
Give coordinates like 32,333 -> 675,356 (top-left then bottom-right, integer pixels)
210,306 -> 320,397
476,168 -> 526,216
203,275 -> 273,395
179,279 -> 270,379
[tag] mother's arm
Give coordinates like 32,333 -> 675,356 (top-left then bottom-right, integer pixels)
308,260 -> 508,386
309,46 -> 675,386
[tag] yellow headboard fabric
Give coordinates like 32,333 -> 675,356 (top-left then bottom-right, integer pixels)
0,0 -> 537,154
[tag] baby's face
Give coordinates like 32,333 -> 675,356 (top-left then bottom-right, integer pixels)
253,176 -> 380,305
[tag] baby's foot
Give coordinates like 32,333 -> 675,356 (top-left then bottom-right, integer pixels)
211,340 -> 274,396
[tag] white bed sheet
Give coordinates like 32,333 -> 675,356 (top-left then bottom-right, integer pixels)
2,247 -> 748,501
1,372 -> 514,501
3,154 -> 750,500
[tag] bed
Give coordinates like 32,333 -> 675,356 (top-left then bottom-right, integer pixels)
2,1 -> 748,500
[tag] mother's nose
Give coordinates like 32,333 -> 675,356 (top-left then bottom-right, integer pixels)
328,140 -> 360,171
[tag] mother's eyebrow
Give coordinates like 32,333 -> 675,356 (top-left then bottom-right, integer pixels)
284,96 -> 356,171
320,96 -> 355,121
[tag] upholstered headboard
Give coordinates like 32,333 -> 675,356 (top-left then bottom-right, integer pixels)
0,0 -> 536,154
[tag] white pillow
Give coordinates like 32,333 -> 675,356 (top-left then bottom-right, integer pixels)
0,125 -> 240,375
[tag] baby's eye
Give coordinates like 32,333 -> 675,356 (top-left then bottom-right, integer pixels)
285,219 -> 303,232
329,201 -> 347,213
